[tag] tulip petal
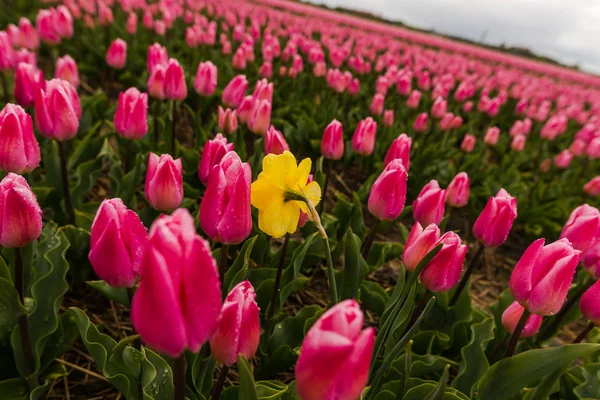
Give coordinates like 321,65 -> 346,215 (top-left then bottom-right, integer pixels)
209,300 -> 241,367
88,219 -> 136,287
510,238 -> 545,304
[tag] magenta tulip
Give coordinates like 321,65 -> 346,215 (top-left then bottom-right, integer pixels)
55,55 -> 79,88
265,125 -> 289,155
0,174 -> 42,248
559,204 -> 600,253
402,223 -> 441,271
419,231 -> 467,293
14,63 -> 45,107
461,134 -> 476,153
145,153 -> 183,212
584,176 -> 600,196
383,133 -> 411,171
164,59 -> 187,101
248,99 -> 271,135
580,279 -> 600,325
35,78 -> 81,141
218,106 -> 238,135
446,172 -> 470,208
352,117 -> 377,156
222,74 -> 248,108
368,159 -> 407,221
321,119 -> 344,160
501,301 -> 543,337
473,189 -> 517,247
583,240 -> 600,277
114,88 -> 148,140
194,61 -> 217,96
413,112 -> 428,132
0,104 -> 40,174
198,133 -> 234,185
413,180 -> 446,226
106,38 -> 127,69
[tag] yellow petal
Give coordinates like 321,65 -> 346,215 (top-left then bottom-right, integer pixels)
258,202 -> 287,238
304,181 -> 322,207
282,201 -> 301,234
263,151 -> 297,189
291,157 -> 312,189
251,176 -> 282,210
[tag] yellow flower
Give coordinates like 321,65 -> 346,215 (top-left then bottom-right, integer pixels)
251,151 -> 321,238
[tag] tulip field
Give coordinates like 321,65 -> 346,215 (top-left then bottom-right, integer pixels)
2,0 -> 600,399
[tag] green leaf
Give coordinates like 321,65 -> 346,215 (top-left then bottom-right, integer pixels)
477,344 -> 600,400
424,365 -> 449,400
0,278 -> 25,347
359,281 -> 390,316
256,380 -> 289,399
0,378 -> 28,400
141,347 -> 175,400
336,229 -> 369,300
525,364 -> 569,400
224,236 -> 258,293
87,280 -> 130,307
238,355 -> 258,400
451,317 -> 495,397
573,362 -> 600,399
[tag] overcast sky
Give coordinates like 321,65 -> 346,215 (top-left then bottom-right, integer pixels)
309,0 -> 600,74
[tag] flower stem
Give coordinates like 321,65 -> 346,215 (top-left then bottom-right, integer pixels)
361,220 -> 379,259
502,308 -> 531,359
318,159 -> 333,215
219,244 -> 230,292
58,141 -> 76,225
267,233 -> 290,321
322,234 -> 339,304
126,286 -> 143,400
211,365 -> 229,400
171,101 -> 177,157
573,321 -> 596,344
123,139 -> 132,173
15,247 -> 38,389
174,353 -> 186,400
449,242 -> 484,307
488,332 -> 509,361
0,70 -> 8,104
153,100 -> 160,151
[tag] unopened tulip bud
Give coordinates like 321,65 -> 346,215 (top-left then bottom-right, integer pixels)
461,134 -> 476,153
55,55 -> 79,88
413,112 -> 428,133
570,139 -> 586,156
584,176 -> 600,196
236,96 -> 254,124
147,64 -> 166,100
583,240 -> 600,278
352,117 -> 377,156
413,180 -> 446,226
14,63 -> 45,108
164,59 -> 187,101
0,104 -> 40,174
382,109 -> 394,127
145,153 -> 183,212
218,106 -> 238,135
106,38 -> 127,69
321,119 -> 344,160
402,223 -> 441,271
19,18 -> 39,50
35,78 -> 81,141
560,204 -> 600,253
252,79 -> 273,103
0,174 -> 42,248
370,93 -> 384,116
368,159 -> 407,221
463,101 -> 474,113
114,88 -> 148,140
407,90 -> 421,109
222,74 -> 248,108
147,42 -> 168,73
587,137 -> 600,159
383,133 -> 411,171
431,97 -> 447,119
198,134 -> 234,185
265,126 -> 289,155
484,127 -> 500,145
501,301 -> 543,337
554,150 -> 573,169
36,10 -> 60,45
420,231 -> 467,293
511,134 -> 526,152
446,172 -> 470,208
248,99 -> 271,135
194,61 -> 217,96
473,188 -> 517,247
580,279 -> 600,325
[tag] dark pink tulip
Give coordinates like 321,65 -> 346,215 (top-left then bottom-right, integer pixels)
446,172 -> 470,208
252,79 -> 273,103
383,133 -> 411,171
510,238 -> 581,315
36,10 -> 60,44
54,6 -> 74,39
14,49 -> 36,67
413,180 -> 446,226
145,153 -> 183,212
368,159 -> 407,221
473,188 -> 517,247
14,63 -> 45,108
0,104 -> 40,174
402,222 -> 441,271
296,299 -> 374,400
352,117 -> 377,156
501,301 -> 543,337
0,173 -> 42,248
439,113 -> 454,131
511,134 -> 526,152
321,119 -> 344,160
199,152 -> 251,244
383,109 -> 394,127
584,176 -> 600,196
484,127 -> 500,145
114,88 -> 148,140
248,99 -> 271,135
583,240 -> 600,277
580,279 -> 600,325
349,78 -> 360,95
259,61 -> 273,78
89,198 -> 148,288
463,101 -> 474,113
451,116 -> 463,129
406,90 -> 421,109
370,93 -> 384,116
396,73 -> 411,95
587,137 -> 600,159
132,208 -> 222,357
194,61 -> 217,96
55,55 -> 79,88
237,96 -> 255,124
106,38 -> 127,69
147,42 -> 168,72
198,133 -> 234,185
7,24 -> 22,48
265,125 -> 290,155
218,106 -> 238,135
554,150 -> 573,169
126,12 -> 137,34
431,97 -> 447,119
559,204 -> 600,253
147,64 -> 166,100
35,78 -> 81,141
461,134 -> 476,153
0,32 -> 15,71
164,59 -> 187,101
509,121 -> 524,137
222,74 -> 248,108
570,139 -> 586,156
420,231 -> 467,293
413,112 -> 428,133
19,18 -> 39,50
210,281 -> 259,366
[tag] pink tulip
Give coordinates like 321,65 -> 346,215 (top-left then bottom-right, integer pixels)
584,176 -> 600,196
198,134 -> 234,185
0,104 -> 40,174
446,172 -> 470,208
36,9 -> 60,44
420,231 -> 467,293
14,63 -> 45,108
7,24 -> 22,49
126,12 -> 137,34
383,134 -> 411,171
253,79 -> 273,104
106,38 -> 127,69
19,18 -> 39,50
580,279 -> 600,325
402,223 -> 441,271
147,65 -> 166,100
463,101 -> 474,113
501,301 -> 543,337
54,6 -> 74,39
510,238 -> 581,315
265,126 -> 290,155
218,106 -> 238,135
55,55 -> 79,88
587,137 -> 600,159
35,78 -> 81,141
296,299 -> 374,400
131,208 -> 222,357
413,180 -> 446,226
484,127 -> 500,145
368,159 -> 408,221
370,93 -> 384,116
397,73 -> 412,95
248,99 -> 271,135
511,134 -> 526,152
413,112 -> 428,133
210,281 -> 260,366
145,153 -> 183,212
352,117 -> 377,156
236,96 -> 255,124
461,134 -> 476,153
259,62 -> 273,78
431,97 -> 447,119
559,204 -> 600,253
383,110 -> 394,127
321,119 -> 344,160
194,61 -> 218,96
570,139 -> 587,156
89,198 -> 148,288
554,150 -> 573,169
14,49 -> 36,67
114,88 -> 148,140
0,174 -> 42,248
164,59 -> 187,101
406,90 -> 421,109
439,113 -> 454,131
222,75 -> 248,108
473,188 -> 517,247
147,43 -> 168,72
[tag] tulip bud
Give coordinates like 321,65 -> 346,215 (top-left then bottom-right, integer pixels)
35,78 -> 81,141
321,119 -> 344,160
383,133 -> 411,171
222,74 -> 248,108
19,18 -> 39,50
352,117 -> 377,156
370,93 -> 384,116
164,59 -> 187,101
106,38 -> 127,69
55,55 -> 79,88
147,42 -> 168,73
439,113 -> 454,131
484,127 -> 500,145
511,134 -> 526,152
368,159 -> 407,221
200,152 -> 252,244
580,279 -> 600,325
89,198 -> 148,287
36,10 -> 60,45
402,223 -> 441,271
198,134 -> 234,185
587,137 -> 600,159
114,88 -> 148,140
420,231 -> 467,293
559,204 -> 600,253
145,153 -> 183,212
209,281 -> 259,366
252,78 -> 273,103
0,104 -> 41,174
265,125 -> 289,155
259,62 -> 273,78
131,208 -> 222,357
510,238 -> 581,315
248,99 -> 271,135
194,61 -> 217,96
570,139 -> 586,156
14,63 -> 45,108
147,64 -> 166,100
296,300 -> 374,400
126,12 -> 137,34
406,90 -> 421,109
584,176 -> 600,196
413,112 -> 428,133
236,96 -> 255,124
383,109 -> 394,127
54,6 -> 74,39
473,188 -> 517,247
463,101 -> 474,113
14,49 -> 36,67
0,173 -> 42,248
554,150 -> 573,169
461,134 -> 476,153
431,97 -> 447,119
501,301 -> 543,337
218,106 -> 238,135
413,180 -> 446,226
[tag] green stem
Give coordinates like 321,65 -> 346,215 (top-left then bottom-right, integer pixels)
267,234 -> 290,321
449,242 -> 484,307
58,141 -> 76,225
573,321 -> 595,344
0,70 -> 9,104
15,247 -> 38,389
502,308 -> 531,359
318,159 -> 333,215
171,101 -> 177,156
322,235 -> 338,304
153,100 -> 160,151
174,353 -> 186,400
361,220 -> 379,259
211,365 -> 229,400
219,244 -> 230,293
